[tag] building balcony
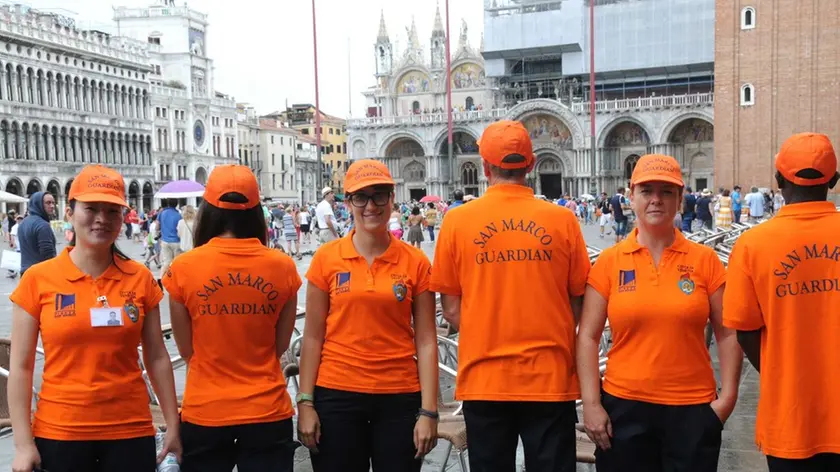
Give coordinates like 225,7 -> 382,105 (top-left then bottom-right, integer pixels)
113,5 -> 208,24
571,92 -> 713,115
0,7 -> 150,65
212,97 -> 236,109
347,108 -> 509,130
151,85 -> 188,100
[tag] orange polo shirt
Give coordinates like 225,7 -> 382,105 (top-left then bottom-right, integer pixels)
305,230 -> 431,394
588,228 -> 725,405
163,237 -> 301,427
430,184 -> 591,401
723,201 -> 840,459
10,247 -> 162,440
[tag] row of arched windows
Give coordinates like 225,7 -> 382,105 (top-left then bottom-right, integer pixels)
0,120 -> 152,165
0,62 -> 149,119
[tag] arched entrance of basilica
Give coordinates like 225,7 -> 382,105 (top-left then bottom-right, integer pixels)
385,137 -> 427,200
404,161 -> 427,201
624,154 -> 640,181
668,118 -> 714,190
461,161 -> 479,197
535,155 -> 564,199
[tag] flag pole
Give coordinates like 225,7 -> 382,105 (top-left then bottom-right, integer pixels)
589,0 -> 597,193
312,0 -> 323,191
445,0 -> 454,197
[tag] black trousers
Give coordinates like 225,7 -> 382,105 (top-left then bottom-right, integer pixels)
35,435 -> 155,472
180,418 -> 296,472
767,453 -> 840,472
595,392 -> 722,472
462,400 -> 577,472
309,386 -> 422,472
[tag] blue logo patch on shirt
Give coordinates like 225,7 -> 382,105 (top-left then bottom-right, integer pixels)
336,272 -> 351,287
55,293 -> 76,317
618,270 -> 636,293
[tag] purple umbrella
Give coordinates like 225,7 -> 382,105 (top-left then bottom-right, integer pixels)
154,180 -> 205,199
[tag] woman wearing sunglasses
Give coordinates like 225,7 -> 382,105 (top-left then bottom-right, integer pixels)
297,160 -> 439,472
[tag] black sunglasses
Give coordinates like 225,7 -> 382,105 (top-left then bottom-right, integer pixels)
348,191 -> 392,208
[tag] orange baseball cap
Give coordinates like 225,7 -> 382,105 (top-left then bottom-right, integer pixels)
477,120 -> 535,170
68,165 -> 128,207
204,165 -> 261,210
344,159 -> 395,193
775,132 -> 838,186
630,154 -> 685,187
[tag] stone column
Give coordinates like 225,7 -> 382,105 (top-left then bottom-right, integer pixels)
21,73 -> 31,103
76,134 -> 83,162
37,75 -> 44,106
26,127 -> 34,160
44,130 -> 53,161
10,71 -> 19,102
49,77 -> 56,108
16,129 -> 25,160
40,130 -> 47,161
82,135 -> 89,163
93,135 -> 100,163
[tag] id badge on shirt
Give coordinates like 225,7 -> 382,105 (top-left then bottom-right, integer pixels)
91,307 -> 124,327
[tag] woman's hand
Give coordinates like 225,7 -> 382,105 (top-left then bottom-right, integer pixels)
583,402 -> 613,451
11,441 -> 41,472
413,415 -> 438,459
156,428 -> 183,464
298,404 -> 321,452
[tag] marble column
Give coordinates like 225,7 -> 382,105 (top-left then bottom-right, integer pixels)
26,127 -> 34,160
49,77 -> 56,108
40,132 -> 47,161
10,72 -> 19,102
22,73 -> 31,103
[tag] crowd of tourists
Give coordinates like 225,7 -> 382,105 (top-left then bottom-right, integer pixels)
3,121 -> 840,472
552,181 -> 786,246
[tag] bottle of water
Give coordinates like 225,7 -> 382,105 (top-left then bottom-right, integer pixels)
155,431 -> 181,472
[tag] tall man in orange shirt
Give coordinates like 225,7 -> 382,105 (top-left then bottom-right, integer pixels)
430,120 -> 591,472
723,132 -> 840,472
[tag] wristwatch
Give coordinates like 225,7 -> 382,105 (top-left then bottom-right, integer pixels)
417,408 -> 439,420
296,392 -> 315,405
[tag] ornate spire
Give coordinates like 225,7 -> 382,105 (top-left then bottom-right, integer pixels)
480,32 -> 484,52
458,19 -> 469,51
432,2 -> 445,35
377,10 -> 389,43
406,15 -> 421,50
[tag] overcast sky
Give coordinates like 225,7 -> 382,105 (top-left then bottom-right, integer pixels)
46,0 -> 484,118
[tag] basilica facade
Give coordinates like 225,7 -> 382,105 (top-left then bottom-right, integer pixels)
347,10 -> 716,201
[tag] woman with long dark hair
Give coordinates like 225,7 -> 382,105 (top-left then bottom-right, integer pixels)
163,165 -> 301,472
297,160 -> 439,472
8,165 -> 181,472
